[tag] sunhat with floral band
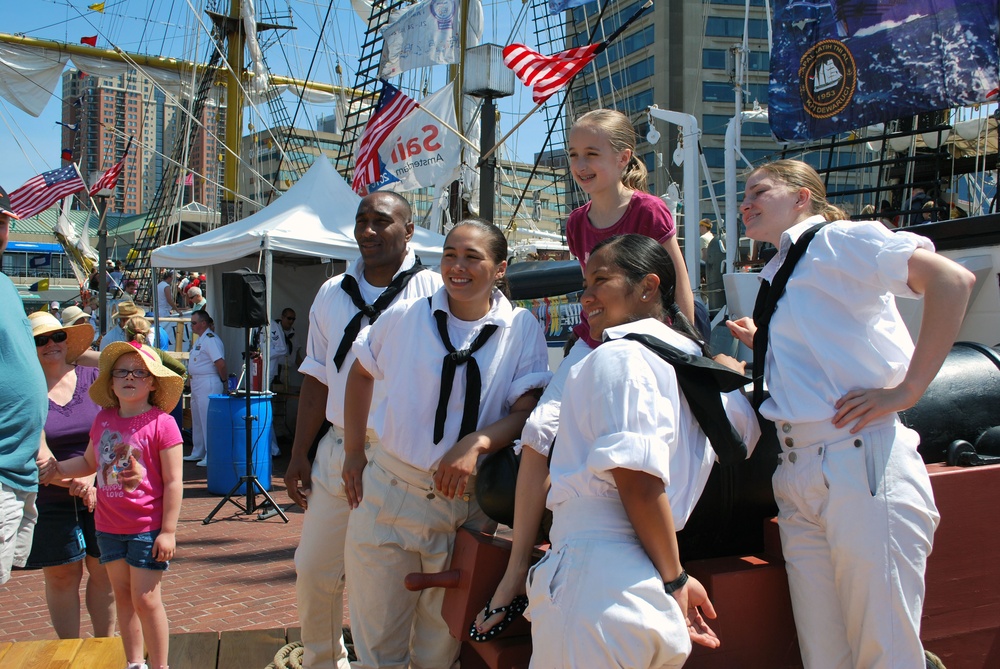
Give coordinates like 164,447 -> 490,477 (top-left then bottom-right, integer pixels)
29,311 -> 94,363
90,341 -> 184,413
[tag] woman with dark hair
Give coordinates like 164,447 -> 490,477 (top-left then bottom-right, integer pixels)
26,312 -> 116,639
342,219 -> 551,669
474,234 -> 759,667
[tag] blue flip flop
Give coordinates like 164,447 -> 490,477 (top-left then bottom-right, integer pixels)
468,595 -> 529,643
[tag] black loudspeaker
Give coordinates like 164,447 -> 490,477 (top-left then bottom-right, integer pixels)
222,268 -> 267,328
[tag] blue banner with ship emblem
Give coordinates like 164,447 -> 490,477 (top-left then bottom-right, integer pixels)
768,1 -> 1000,141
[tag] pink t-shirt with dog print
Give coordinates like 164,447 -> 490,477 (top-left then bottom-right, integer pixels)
89,407 -> 182,533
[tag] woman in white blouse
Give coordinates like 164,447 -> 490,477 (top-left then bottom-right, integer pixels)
342,219 -> 551,669
475,234 -> 760,668
726,160 -> 974,669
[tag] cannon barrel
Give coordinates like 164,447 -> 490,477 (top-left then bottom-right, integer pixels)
900,342 -> 1000,463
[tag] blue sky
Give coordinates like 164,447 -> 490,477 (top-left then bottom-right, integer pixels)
0,0 -> 551,193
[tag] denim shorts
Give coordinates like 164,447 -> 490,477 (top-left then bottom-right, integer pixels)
25,498 -> 100,568
96,529 -> 168,571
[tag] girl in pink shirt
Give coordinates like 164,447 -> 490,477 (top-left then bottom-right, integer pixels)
57,341 -> 184,669
566,109 -> 695,347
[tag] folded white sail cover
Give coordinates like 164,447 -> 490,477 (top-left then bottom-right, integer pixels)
0,43 -> 68,116
379,0 -> 483,78
0,43 -> 191,117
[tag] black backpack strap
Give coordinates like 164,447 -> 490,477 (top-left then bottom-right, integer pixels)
621,333 -> 750,466
751,222 -> 827,407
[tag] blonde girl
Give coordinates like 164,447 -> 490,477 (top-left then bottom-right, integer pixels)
727,159 -> 974,668
56,341 -> 184,669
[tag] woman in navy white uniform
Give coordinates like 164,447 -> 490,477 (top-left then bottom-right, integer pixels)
342,220 -> 551,669
185,310 -> 227,466
475,234 -> 759,667
727,159 -> 975,668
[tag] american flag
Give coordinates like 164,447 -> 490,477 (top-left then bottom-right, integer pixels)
89,160 -> 125,197
502,43 -> 600,104
352,81 -> 418,196
89,137 -> 132,196
9,165 -> 86,220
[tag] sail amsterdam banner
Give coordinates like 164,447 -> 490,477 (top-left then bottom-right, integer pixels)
379,0 -> 483,78
370,82 -> 479,195
768,1 -> 1000,142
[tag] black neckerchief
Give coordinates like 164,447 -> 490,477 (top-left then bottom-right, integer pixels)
332,261 -> 425,371
621,333 -> 750,466
751,222 -> 827,408
431,300 -> 499,444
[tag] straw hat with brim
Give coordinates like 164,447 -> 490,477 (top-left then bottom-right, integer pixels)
111,300 -> 143,321
90,341 -> 184,413
60,305 -> 88,326
29,312 -> 94,363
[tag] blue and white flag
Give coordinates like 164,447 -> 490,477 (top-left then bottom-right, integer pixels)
378,0 -> 483,78
768,0 -> 1000,141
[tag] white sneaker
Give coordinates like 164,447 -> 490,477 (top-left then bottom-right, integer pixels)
182,454 -> 203,462
196,459 -> 207,467
126,662 -> 148,669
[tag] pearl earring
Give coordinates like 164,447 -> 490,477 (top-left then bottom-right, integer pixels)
641,294 -> 648,300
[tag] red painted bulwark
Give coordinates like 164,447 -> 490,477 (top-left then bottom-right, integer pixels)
922,463 -> 1000,667
441,463 -> 1000,668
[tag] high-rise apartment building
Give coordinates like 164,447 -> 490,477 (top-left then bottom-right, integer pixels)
562,0 -> 776,228
61,70 -> 225,215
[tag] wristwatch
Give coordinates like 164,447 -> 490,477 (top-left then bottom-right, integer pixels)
663,570 -> 688,594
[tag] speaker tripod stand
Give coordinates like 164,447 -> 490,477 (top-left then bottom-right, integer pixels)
203,326 -> 288,524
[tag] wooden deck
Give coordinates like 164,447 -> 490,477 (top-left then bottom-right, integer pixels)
0,627 -> 301,669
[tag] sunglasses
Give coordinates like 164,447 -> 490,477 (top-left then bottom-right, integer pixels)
34,331 -> 69,347
111,368 -> 152,379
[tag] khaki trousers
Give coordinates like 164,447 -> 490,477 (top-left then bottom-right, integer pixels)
294,426 -> 375,669
344,449 -> 494,669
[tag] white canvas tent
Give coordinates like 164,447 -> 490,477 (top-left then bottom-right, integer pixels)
151,159 -> 446,389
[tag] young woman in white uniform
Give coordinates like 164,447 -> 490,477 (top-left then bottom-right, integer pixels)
727,159 -> 975,669
185,310 -> 227,466
342,220 -> 551,669
476,234 -> 760,667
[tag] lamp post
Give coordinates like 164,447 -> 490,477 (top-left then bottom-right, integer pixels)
464,44 -> 515,224
91,172 -> 113,336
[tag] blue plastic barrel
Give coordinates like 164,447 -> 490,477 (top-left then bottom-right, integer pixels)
206,393 -> 273,495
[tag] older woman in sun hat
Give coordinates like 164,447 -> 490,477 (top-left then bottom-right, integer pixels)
61,306 -> 98,348
24,311 -> 117,639
60,305 -> 91,328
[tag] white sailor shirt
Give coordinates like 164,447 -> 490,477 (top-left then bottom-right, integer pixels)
188,330 -> 224,376
352,287 -> 552,472
298,248 -> 442,429
758,215 -> 934,423
546,318 -> 759,530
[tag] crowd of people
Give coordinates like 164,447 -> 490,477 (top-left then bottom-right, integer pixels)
0,107 -> 978,669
